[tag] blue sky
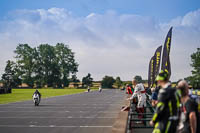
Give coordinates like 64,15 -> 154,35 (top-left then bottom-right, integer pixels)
0,0 -> 200,21
0,0 -> 200,81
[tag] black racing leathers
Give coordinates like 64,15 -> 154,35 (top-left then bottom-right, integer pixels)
152,84 -> 181,133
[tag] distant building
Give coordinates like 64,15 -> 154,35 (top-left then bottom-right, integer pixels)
0,83 -> 3,87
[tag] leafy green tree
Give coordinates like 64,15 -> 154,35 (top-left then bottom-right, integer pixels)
10,43 -> 78,88
55,43 -> 78,87
36,43 -> 78,88
134,75 -> 143,83
184,76 -> 195,86
114,77 -> 123,88
1,60 -> 21,88
14,44 -> 35,88
185,48 -> 200,89
33,48 -> 44,88
37,44 -> 58,87
82,73 -> 93,87
101,76 -> 115,88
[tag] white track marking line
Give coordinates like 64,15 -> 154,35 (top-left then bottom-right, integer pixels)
0,116 -> 117,119
79,126 -> 112,128
0,107 -> 106,109
1,104 -> 122,106
0,111 -> 119,114
0,125 -> 112,128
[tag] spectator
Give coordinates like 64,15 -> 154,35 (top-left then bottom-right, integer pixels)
177,80 -> 199,133
150,70 -> 181,133
128,79 -> 146,120
126,84 -> 133,95
151,86 -> 161,107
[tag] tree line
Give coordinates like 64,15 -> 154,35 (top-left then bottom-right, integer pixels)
185,48 -> 200,89
1,43 -> 78,88
0,43 -> 128,89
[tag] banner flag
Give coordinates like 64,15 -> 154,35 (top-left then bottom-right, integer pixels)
161,27 -> 172,78
154,45 -> 162,77
148,56 -> 156,88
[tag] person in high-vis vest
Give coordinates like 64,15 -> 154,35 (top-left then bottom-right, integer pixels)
150,70 -> 181,133
129,79 -> 146,119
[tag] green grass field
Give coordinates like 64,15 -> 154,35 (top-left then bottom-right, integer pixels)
0,88 -> 89,104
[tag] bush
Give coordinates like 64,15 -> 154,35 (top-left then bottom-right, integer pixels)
101,76 -> 115,88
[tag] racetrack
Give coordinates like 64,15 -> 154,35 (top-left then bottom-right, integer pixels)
0,89 -> 126,133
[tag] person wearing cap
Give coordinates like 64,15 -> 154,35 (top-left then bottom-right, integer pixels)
150,70 -> 181,133
128,78 -> 146,120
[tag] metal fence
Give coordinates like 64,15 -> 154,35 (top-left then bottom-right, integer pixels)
126,93 -> 155,132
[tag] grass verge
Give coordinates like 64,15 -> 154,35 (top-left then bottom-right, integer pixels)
0,88 -> 89,104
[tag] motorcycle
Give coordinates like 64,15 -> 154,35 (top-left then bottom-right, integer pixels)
87,86 -> 90,92
33,93 -> 40,106
99,87 -> 102,92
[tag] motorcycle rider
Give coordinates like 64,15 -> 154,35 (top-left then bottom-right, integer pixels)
150,70 -> 181,133
99,85 -> 102,92
87,86 -> 90,92
33,89 -> 41,102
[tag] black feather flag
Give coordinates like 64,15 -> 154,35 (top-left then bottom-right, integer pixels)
161,27 -> 172,78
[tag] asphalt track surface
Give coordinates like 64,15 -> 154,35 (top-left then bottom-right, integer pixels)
0,89 -> 126,133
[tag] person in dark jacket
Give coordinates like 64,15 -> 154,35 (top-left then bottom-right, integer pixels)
33,90 -> 41,100
150,70 -> 181,133
151,86 -> 161,107
177,80 -> 199,133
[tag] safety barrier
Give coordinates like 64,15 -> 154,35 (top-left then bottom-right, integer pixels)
126,93 -> 155,132
126,90 -> 200,132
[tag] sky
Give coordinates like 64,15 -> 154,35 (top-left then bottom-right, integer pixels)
0,0 -> 200,81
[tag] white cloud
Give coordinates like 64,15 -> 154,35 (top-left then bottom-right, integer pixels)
0,8 -> 200,81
